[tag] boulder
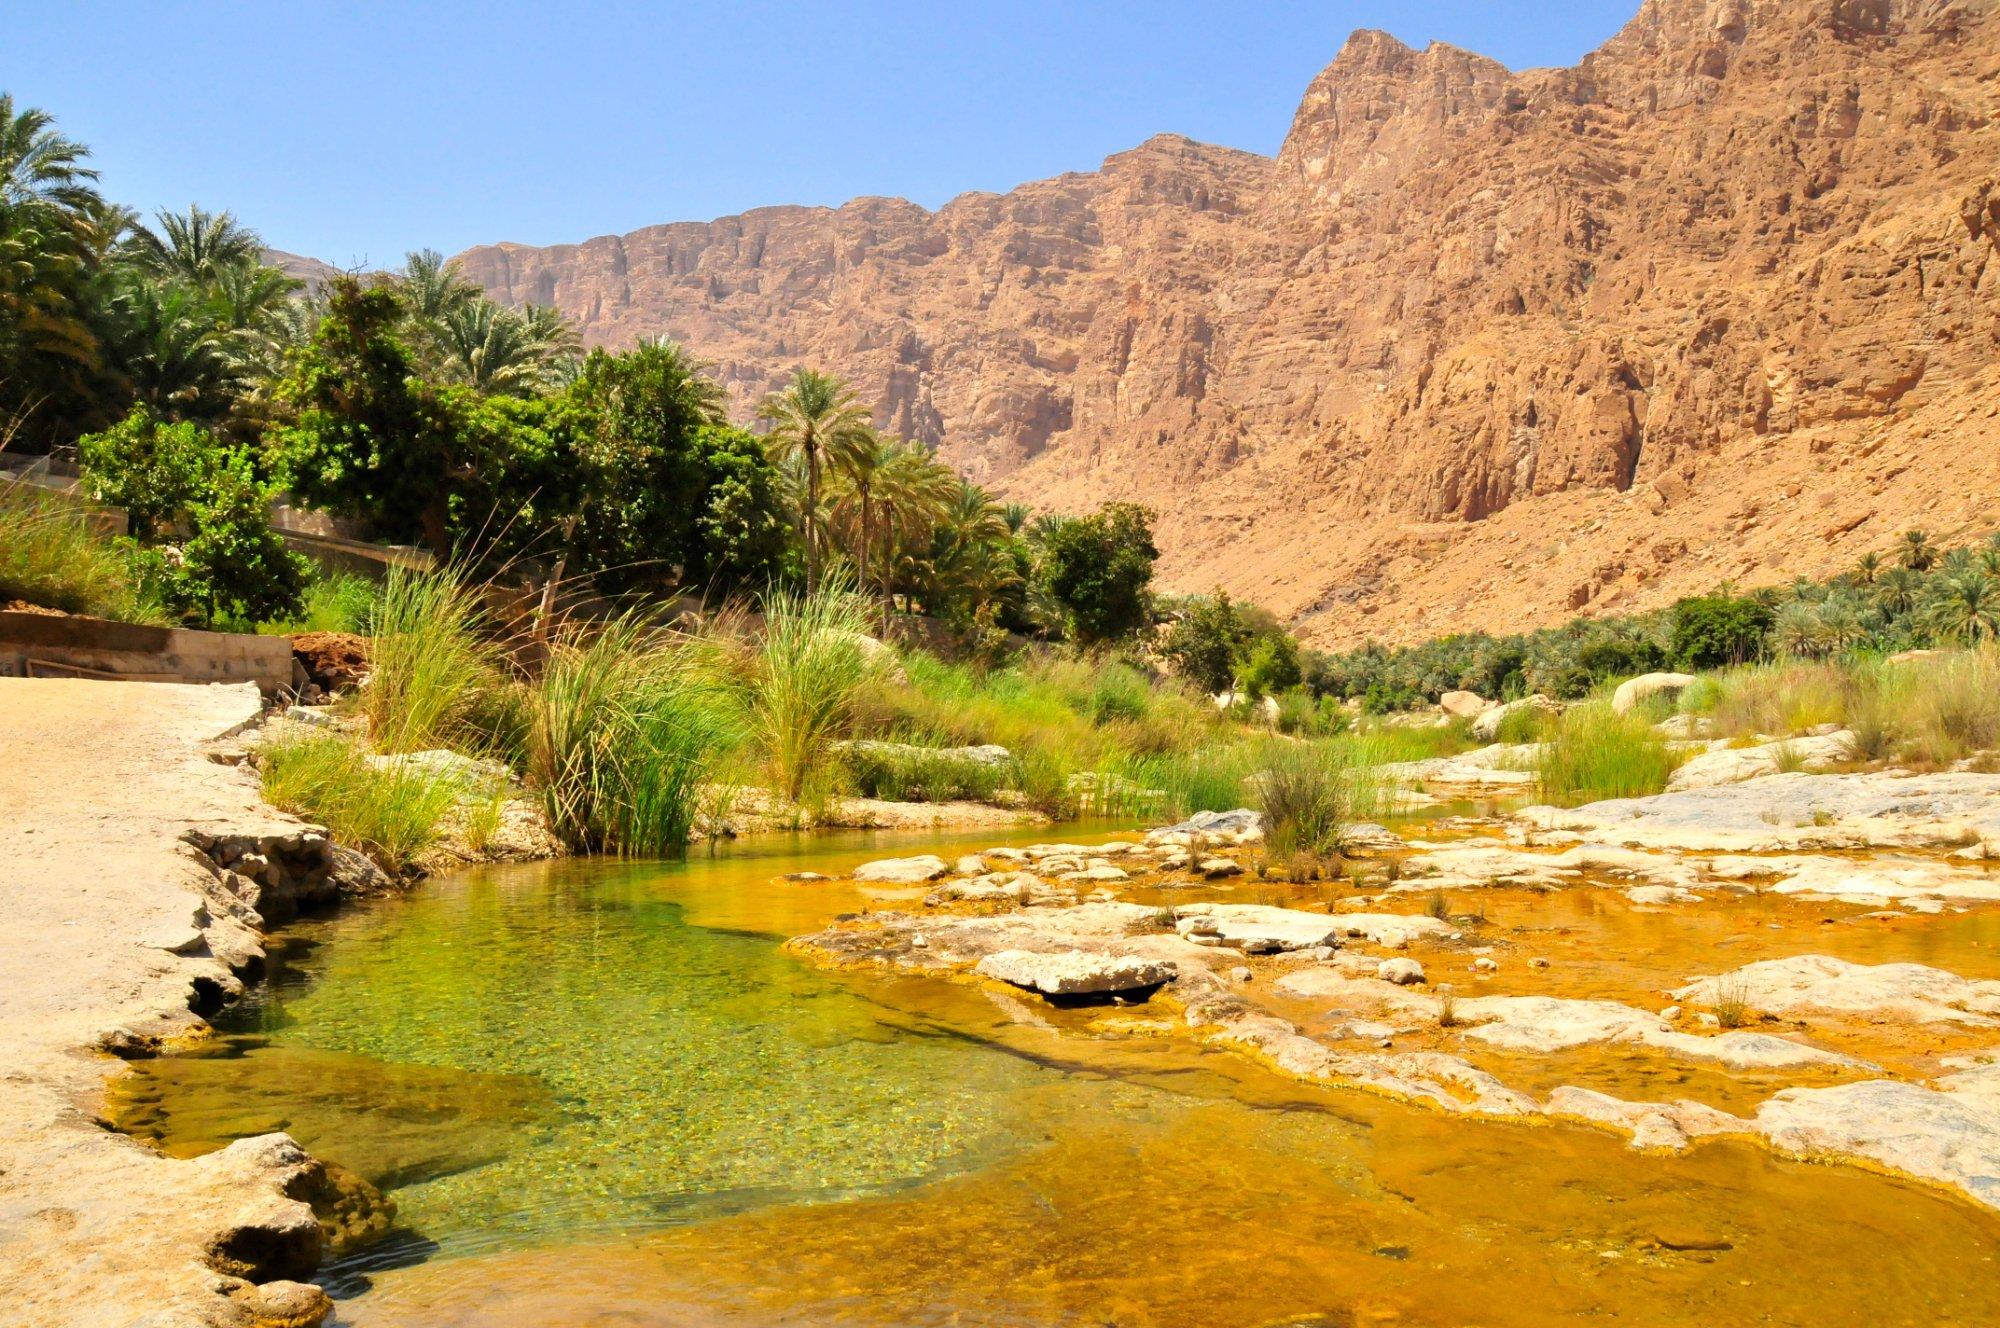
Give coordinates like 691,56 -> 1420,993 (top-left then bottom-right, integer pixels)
1377,957 -> 1427,985
975,949 -> 1176,998
1470,694 -> 1561,742
1147,808 -> 1263,844
852,854 -> 951,884
1174,903 -> 1338,952
1666,730 -> 1855,791
1611,672 -> 1697,715
1439,690 -> 1490,718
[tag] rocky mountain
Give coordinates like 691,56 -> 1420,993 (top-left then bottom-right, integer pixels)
453,0 -> 2000,646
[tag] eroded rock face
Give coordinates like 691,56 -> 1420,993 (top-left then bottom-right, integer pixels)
452,0 -> 2000,647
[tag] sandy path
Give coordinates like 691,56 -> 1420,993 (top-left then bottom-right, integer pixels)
0,679 -> 329,1327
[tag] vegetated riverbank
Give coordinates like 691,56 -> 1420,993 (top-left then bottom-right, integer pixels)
0,678 -> 390,1328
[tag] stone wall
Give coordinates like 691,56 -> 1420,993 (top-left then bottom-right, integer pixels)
0,612 -> 295,695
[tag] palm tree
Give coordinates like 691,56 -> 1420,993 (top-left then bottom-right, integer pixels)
0,96 -> 109,405
1898,529 -> 1938,572
127,205 -> 263,284
1816,594 -> 1869,655
758,368 -> 874,589
1874,566 -> 1925,619
1769,601 -> 1828,658
435,301 -> 556,396
401,248 -> 480,324
1853,551 -> 1882,586
1922,571 -> 2000,645
827,429 -> 894,595
0,95 -> 99,214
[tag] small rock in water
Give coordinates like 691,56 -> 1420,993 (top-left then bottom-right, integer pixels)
853,855 -> 951,884
1472,957 -> 1498,974
975,949 -> 1176,998
910,934 -> 928,949
777,871 -> 829,883
1697,1012 -> 1721,1029
1378,957 -> 1427,986
1529,956 -> 1552,970
1199,856 -> 1244,879
1660,1004 -> 1682,1021
956,854 -> 989,875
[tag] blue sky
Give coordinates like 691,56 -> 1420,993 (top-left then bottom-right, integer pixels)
13,1 -> 1636,266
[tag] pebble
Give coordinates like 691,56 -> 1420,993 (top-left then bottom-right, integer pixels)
1528,956 -> 1551,969
1472,957 -> 1498,973
1660,1004 -> 1682,1021
1378,957 -> 1427,986
1229,965 -> 1253,983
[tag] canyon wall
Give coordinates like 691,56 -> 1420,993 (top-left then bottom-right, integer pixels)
455,0 -> 2000,645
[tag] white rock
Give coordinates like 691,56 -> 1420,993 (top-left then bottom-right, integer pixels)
974,949 -> 1175,997
955,854 -> 989,875
1439,689 -> 1490,718
1197,856 -> 1243,878
1667,731 -> 1855,792
1675,955 -> 2000,1026
1611,672 -> 1697,715
1470,694 -> 1563,742
853,855 -> 951,884
1755,1070 -> 2000,1210
1378,958 -> 1427,985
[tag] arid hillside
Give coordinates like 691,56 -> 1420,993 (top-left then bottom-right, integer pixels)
454,0 -> 2000,646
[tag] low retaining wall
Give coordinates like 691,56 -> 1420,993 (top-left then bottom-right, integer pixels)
0,612 -> 294,695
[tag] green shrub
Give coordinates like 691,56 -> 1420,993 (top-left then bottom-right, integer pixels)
1493,704 -> 1555,745
841,744 -> 1008,803
1256,742 -> 1359,858
1533,701 -> 1683,805
259,730 -> 459,872
1671,595 -> 1773,670
1709,660 -> 1847,739
1081,662 -> 1152,724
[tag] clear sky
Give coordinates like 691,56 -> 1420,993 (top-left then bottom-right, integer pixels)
12,0 -> 1637,267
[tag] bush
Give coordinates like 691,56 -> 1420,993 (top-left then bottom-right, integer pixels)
1256,742 -> 1358,858
733,584 -> 875,803
1533,702 -> 1683,805
842,744 -> 1008,803
1036,502 -> 1157,644
1161,592 -> 1244,694
259,730 -> 460,872
1671,596 -> 1773,670
1709,660 -> 1848,739
1081,662 -> 1152,724
76,408 -> 212,541
1238,632 -> 1303,699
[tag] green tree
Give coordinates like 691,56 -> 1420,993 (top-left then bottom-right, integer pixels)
1670,595 -> 1772,669
1238,631 -> 1303,700
1037,501 -> 1158,645
1923,570 -> 2000,644
76,407 -> 213,538
1162,591 -> 1245,694
1898,529 -> 1938,572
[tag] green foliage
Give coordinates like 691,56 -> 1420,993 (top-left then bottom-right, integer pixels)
1671,595 -> 1772,670
725,583 -> 876,803
76,408 -> 213,539
1163,591 -> 1247,694
258,730 -> 460,873
1533,702 -> 1683,806
1256,742 -> 1359,858
841,744 -> 1008,804
525,615 -> 733,855
1037,502 -> 1158,645
76,408 -> 306,626
362,564 -> 507,754
1237,632 -> 1302,699
0,481 -> 164,622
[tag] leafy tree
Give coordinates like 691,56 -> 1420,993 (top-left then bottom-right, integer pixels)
76,407 -> 214,538
1037,502 -> 1158,645
1162,591 -> 1246,694
1238,631 -> 1303,699
1670,595 -> 1772,669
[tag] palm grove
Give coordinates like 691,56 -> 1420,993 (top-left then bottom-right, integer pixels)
0,95 -> 1159,641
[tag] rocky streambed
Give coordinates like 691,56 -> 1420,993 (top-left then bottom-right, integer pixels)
790,770 -> 2000,1215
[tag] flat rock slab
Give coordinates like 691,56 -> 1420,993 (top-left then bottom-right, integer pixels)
975,949 -> 1176,997
1176,903 -> 1340,952
1676,954 -> 2000,1026
852,854 -> 951,884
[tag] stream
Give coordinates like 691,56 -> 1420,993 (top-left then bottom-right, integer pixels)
109,824 -> 2000,1327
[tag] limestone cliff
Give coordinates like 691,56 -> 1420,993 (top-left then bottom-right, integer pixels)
454,0 -> 2000,645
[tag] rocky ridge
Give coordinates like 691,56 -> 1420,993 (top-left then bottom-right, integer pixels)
455,0 -> 2000,646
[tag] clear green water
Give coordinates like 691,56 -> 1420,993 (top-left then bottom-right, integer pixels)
111,826 -> 1103,1264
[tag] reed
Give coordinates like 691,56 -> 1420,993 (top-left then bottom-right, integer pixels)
361,563 -> 507,754
1533,701 -> 1683,805
259,730 -> 459,872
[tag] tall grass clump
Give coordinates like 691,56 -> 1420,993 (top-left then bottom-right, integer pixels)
1533,701 -> 1683,806
525,615 -> 734,855
734,584 -> 875,804
1256,741 -> 1361,858
0,482 -> 164,623
275,572 -> 376,634
1848,648 -> 2000,765
362,564 -> 507,754
259,730 -> 459,872
1709,660 -> 1848,739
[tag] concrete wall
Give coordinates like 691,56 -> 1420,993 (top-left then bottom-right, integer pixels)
0,613 -> 294,695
